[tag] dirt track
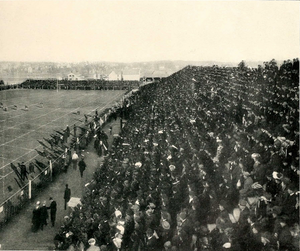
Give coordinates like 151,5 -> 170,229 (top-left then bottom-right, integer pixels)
0,118 -> 121,250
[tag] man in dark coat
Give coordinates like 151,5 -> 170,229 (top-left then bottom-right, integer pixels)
66,125 -> 70,138
40,201 -> 48,230
64,184 -> 71,210
144,228 -> 159,251
78,157 -> 86,178
47,197 -> 57,227
32,201 -> 41,232
20,162 -> 27,181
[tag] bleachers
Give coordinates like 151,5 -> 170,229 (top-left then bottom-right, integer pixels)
54,59 -> 299,251
20,79 -> 140,90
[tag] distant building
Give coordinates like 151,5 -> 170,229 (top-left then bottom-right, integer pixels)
142,70 -> 170,82
68,73 -> 85,81
122,69 -> 140,81
108,71 -> 121,81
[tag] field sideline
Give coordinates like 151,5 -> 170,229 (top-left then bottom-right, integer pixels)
0,89 -> 125,204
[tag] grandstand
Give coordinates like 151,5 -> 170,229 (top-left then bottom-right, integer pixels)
0,59 -> 298,250
48,59 -> 299,251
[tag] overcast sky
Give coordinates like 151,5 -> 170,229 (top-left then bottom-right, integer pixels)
0,1 -> 299,63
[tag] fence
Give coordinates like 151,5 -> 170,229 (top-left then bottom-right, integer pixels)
0,104 -> 118,228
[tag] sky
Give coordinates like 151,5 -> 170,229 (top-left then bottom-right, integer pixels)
0,0 -> 299,63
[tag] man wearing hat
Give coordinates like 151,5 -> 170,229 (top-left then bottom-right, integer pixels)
71,151 -> 79,170
145,228 -> 159,251
64,184 -> 71,210
87,238 -> 100,251
32,201 -> 41,232
160,212 -> 171,244
238,199 -> 250,225
40,201 -> 48,230
274,216 -> 293,250
47,197 -> 57,227
78,156 -> 86,178
164,241 -> 172,250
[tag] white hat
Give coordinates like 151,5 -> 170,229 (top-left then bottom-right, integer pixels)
135,162 -> 142,168
169,165 -> 176,172
272,171 -> 283,180
113,237 -> 122,249
223,242 -> 231,248
251,153 -> 260,159
115,210 -> 122,218
116,225 -> 125,235
88,238 -> 96,245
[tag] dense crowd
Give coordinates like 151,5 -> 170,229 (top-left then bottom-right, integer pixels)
0,83 -> 21,91
54,59 -> 299,251
20,80 -> 139,90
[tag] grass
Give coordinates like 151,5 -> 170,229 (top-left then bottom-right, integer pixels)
0,89 -> 125,205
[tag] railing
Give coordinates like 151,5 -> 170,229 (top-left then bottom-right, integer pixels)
0,103 -> 119,228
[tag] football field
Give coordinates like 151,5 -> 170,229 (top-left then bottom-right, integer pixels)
0,89 -> 125,205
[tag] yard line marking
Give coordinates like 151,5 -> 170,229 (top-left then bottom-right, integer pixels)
1,106 -> 61,120
0,149 -> 38,171
7,145 -> 37,151
0,130 -> 35,146
0,108 -> 62,133
0,89 -> 101,122
0,90 -> 73,117
0,152 -> 41,178
0,90 -> 125,176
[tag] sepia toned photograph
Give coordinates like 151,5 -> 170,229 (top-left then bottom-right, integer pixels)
0,0 -> 299,250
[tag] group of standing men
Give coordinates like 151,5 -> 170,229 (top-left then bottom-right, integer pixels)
32,197 -> 57,232
31,111 -> 108,233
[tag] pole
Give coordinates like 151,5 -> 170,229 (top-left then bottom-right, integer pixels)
2,167 -> 4,198
49,160 -> 53,182
57,79 -> 58,92
29,179 -> 32,199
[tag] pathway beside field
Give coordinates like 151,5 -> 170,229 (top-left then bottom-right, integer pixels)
0,118 -> 121,250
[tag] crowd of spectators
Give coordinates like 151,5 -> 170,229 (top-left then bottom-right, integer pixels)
54,59 -> 299,251
20,80 -> 139,90
0,83 -> 21,91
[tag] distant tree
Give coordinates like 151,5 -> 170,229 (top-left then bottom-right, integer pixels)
0,80 -> 4,85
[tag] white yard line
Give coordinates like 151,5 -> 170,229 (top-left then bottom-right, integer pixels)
8,145 -> 37,151
0,149 -> 37,172
0,91 -> 125,176
0,108 -> 62,133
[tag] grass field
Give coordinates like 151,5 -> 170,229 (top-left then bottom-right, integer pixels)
0,89 -> 125,205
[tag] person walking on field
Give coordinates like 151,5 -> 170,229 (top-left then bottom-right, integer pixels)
47,197 -> 57,227
78,157 -> 86,178
72,151 -> 79,170
20,162 -> 28,181
66,125 -> 70,138
32,201 -> 41,232
64,184 -> 71,210
40,201 -> 48,230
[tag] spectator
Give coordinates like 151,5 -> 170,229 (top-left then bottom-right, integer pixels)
72,151 -> 79,170
64,184 -> 71,210
47,197 -> 57,227
32,201 -> 41,232
78,157 -> 86,178
40,201 -> 48,230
